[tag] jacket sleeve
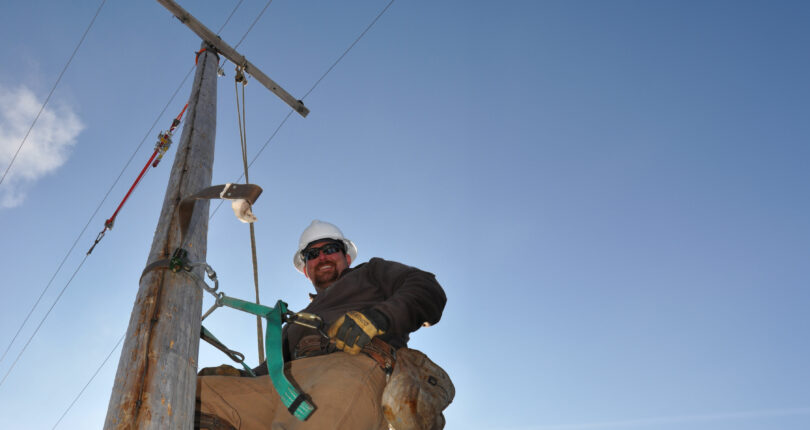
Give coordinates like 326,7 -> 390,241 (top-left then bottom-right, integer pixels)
366,258 -> 447,336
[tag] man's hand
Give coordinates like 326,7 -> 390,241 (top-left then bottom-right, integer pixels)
327,309 -> 389,354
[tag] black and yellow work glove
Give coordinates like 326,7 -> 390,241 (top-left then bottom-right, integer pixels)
327,309 -> 389,355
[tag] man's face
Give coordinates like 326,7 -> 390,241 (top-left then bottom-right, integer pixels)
303,240 -> 352,289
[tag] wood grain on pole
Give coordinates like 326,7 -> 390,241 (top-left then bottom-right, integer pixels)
104,42 -> 217,429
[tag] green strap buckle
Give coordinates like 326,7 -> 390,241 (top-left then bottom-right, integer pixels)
169,248 -> 190,272
218,297 -> 315,421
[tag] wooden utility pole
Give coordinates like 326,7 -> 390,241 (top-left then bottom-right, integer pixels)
105,2 -> 309,428
104,43 -> 218,429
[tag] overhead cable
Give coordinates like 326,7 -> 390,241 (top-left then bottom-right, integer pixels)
45,0 -> 394,422
51,334 -> 124,430
234,0 -> 274,50
0,254 -> 91,389
218,0 -> 245,34
0,66 -> 194,369
302,0 -> 396,100
1,0 -> 246,390
211,0 -> 397,218
0,0 -> 108,187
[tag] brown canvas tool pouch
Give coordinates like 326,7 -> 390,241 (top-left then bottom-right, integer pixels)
382,348 -> 455,430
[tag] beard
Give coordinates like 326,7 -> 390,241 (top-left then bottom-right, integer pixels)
311,262 -> 340,289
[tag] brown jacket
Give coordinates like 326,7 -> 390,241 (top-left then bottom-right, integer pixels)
283,258 -> 446,360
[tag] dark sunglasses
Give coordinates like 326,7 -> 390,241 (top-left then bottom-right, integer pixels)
302,242 -> 345,261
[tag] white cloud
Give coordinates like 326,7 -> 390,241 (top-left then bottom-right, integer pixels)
0,84 -> 84,208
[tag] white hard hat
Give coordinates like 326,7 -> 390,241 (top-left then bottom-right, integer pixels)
293,220 -> 358,273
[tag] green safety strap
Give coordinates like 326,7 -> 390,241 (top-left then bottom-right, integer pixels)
218,296 -> 315,421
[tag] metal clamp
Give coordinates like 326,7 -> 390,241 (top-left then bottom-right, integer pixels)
169,248 -> 191,272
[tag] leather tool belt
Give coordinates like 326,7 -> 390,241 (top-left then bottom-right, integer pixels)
293,335 -> 397,375
362,337 -> 397,375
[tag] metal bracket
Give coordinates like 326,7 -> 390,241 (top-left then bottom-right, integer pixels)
169,248 -> 190,273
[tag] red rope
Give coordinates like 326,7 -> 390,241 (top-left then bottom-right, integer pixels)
105,149 -> 159,228
195,48 -> 207,65
108,102 -> 189,227
172,103 -> 189,130
87,103 -> 189,255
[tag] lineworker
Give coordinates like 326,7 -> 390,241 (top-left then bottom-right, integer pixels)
196,220 -> 447,429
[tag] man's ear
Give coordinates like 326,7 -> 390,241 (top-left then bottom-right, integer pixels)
346,253 -> 352,266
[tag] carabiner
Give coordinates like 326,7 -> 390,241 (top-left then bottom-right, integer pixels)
285,311 -> 330,339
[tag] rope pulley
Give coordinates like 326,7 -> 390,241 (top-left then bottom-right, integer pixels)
235,65 -> 247,85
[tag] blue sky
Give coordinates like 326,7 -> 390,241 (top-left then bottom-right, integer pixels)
1,1 -> 809,429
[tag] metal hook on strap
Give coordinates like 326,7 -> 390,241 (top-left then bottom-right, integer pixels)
284,311 -> 329,339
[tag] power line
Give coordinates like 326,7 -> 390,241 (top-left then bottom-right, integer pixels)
0,253 -> 91,388
0,0 -> 247,390
42,0 -> 396,423
248,0 -> 397,164
0,0 -> 117,366
0,66 -> 194,369
302,0 -> 396,100
51,334 -> 124,430
211,0 -> 396,218
0,0 -> 108,187
234,0 -> 274,50
0,66 -> 194,366
218,0 -> 244,34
